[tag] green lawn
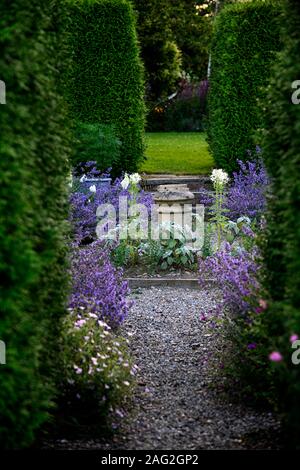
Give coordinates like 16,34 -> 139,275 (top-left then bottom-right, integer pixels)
139,132 -> 214,175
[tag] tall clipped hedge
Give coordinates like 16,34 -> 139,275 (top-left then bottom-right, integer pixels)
66,0 -> 145,175
262,0 -> 300,448
0,0 -> 71,448
208,0 -> 281,173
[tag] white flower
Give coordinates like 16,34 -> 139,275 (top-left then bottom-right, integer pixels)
80,174 -> 87,183
120,173 -> 130,189
89,184 -> 97,193
67,172 -> 73,188
130,173 -> 141,184
210,169 -> 229,186
88,313 -> 97,319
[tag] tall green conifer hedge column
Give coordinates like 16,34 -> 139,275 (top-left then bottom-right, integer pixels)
66,0 -> 146,175
0,0 -> 71,448
262,0 -> 300,448
208,0 -> 281,173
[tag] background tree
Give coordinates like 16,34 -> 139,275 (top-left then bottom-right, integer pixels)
171,1 -> 213,81
133,0 -> 180,103
133,0 -> 213,104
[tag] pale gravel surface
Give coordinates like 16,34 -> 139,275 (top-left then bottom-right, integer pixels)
43,287 -> 282,450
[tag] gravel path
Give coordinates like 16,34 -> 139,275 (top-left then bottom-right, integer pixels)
43,287 -> 282,450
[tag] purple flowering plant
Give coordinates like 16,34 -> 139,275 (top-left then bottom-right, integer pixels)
198,199 -> 283,403
69,241 -> 132,328
199,240 -> 261,319
70,162 -> 153,244
199,158 -> 269,222
226,159 -> 269,221
60,162 -> 139,423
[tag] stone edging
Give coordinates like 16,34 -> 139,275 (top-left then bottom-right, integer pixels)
126,277 -> 217,289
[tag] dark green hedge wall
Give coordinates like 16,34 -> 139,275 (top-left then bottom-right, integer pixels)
262,0 -> 300,448
73,122 -> 121,171
208,0 -> 281,173
66,0 -> 145,175
0,0 -> 71,448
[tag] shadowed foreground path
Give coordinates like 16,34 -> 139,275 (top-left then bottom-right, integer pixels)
43,287 -> 282,450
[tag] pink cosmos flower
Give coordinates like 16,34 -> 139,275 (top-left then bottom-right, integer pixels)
290,334 -> 299,343
269,351 -> 283,362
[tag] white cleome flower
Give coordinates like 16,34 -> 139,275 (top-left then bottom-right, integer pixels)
130,173 -> 141,184
120,173 -> 130,189
89,185 -> 97,193
210,169 -> 229,186
80,174 -> 87,183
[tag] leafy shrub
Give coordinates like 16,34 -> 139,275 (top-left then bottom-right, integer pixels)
73,122 -> 121,171
139,223 -> 196,271
164,97 -> 203,132
57,307 -> 135,422
69,242 -> 131,328
208,0 -> 281,173
111,240 -> 142,268
147,79 -> 209,132
0,0 -> 71,448
157,229 -> 196,270
111,222 -> 197,272
66,0 -> 146,175
260,0 -> 300,447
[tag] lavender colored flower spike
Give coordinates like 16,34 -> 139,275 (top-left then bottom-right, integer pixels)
69,241 -> 132,328
199,241 -> 260,318
226,159 -> 269,221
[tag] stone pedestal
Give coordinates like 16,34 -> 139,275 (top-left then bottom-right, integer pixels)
153,184 -> 199,247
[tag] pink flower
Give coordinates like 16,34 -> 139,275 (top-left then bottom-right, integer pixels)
290,334 -> 299,343
269,351 -> 283,362
256,299 -> 268,314
259,299 -> 268,310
